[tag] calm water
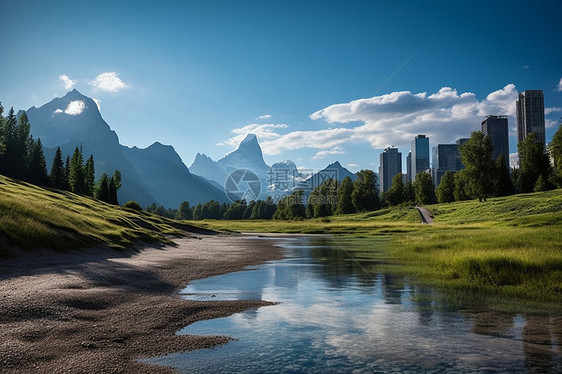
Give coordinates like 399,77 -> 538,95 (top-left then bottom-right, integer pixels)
146,236 -> 562,373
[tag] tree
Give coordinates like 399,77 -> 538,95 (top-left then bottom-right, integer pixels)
403,181 -> 415,205
413,172 -> 437,205
335,176 -> 355,215
95,173 -> 110,202
273,190 -> 306,220
436,171 -> 455,203
176,201 -> 193,220
108,176 -> 118,205
493,153 -> 514,197
27,138 -> 50,186
0,102 -> 6,157
550,124 -> 562,187
534,174 -> 548,192
459,131 -> 495,202
50,147 -> 68,190
69,147 -> 86,194
351,170 -> 380,212
192,204 -> 203,220
13,111 -> 30,180
386,173 -> 405,206
84,155 -> 95,197
453,169 -> 470,201
517,133 -> 552,193
0,107 -> 17,176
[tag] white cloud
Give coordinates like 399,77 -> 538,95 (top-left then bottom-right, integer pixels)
53,100 -> 86,116
257,114 -> 272,120
218,123 -> 288,149
59,74 -> 75,91
346,163 -> 359,168
312,146 -> 345,160
89,72 -> 128,93
510,152 -> 519,169
225,85 -> 521,158
545,107 -> 562,115
92,98 -> 101,111
557,78 -> 562,92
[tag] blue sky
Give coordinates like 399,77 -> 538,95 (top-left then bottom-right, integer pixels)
1,0 -> 561,173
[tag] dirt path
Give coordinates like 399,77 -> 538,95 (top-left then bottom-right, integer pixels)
416,206 -> 434,224
0,235 -> 283,373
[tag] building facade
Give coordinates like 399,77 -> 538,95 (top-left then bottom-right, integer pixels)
379,147 -> 402,193
432,143 -> 464,187
410,135 -> 429,182
406,151 -> 412,183
516,90 -> 545,146
482,115 -> 509,163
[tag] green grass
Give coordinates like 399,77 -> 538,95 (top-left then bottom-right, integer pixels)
0,175 -> 202,257
195,190 -> 562,313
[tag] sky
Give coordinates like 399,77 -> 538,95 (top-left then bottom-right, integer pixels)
1,0 -> 561,173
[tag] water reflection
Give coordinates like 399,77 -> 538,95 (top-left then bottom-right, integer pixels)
147,236 -> 562,373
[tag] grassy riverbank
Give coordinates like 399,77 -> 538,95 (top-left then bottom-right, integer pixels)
0,176 -> 205,258
195,189 -> 562,312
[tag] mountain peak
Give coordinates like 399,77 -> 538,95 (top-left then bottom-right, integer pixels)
241,133 -> 257,144
327,161 -> 343,168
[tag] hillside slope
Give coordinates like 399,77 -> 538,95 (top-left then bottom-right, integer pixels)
0,175 -> 212,258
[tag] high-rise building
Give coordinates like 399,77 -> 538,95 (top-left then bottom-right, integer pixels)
482,115 -> 509,163
406,151 -> 412,183
379,147 -> 402,193
410,135 -> 429,182
516,90 -> 545,146
432,143 -> 464,187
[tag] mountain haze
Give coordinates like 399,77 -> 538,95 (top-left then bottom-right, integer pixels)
26,90 -> 226,207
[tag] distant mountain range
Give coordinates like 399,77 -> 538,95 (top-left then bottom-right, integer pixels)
25,89 -> 226,207
24,90 -> 357,208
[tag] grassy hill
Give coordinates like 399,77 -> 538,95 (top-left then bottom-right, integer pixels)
0,175 -> 210,258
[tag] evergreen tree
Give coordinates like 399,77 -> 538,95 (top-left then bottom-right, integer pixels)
459,131 -> 495,202
95,173 -> 110,202
0,102 -> 6,157
493,153 -> 514,196
351,170 -> 380,212
192,204 -> 203,220
413,172 -> 437,205
273,190 -> 306,220
14,112 -> 31,180
335,176 -> 355,215
108,176 -> 118,205
50,147 -> 68,189
176,201 -> 193,220
534,174 -> 548,192
28,138 -> 50,186
65,156 -> 71,188
84,155 -> 95,197
113,169 -> 122,190
436,171 -> 455,203
69,147 -> 86,194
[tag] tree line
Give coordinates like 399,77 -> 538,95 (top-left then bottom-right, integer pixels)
0,102 -> 121,204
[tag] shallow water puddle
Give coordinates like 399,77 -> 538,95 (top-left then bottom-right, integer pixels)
146,236 -> 562,373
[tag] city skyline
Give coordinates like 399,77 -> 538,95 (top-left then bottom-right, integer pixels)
1,1 -> 561,174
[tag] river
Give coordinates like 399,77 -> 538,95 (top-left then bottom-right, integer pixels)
145,235 -> 562,373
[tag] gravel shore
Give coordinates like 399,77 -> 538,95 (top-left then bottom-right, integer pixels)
0,235 -> 283,373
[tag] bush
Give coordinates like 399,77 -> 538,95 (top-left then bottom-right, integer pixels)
123,200 -> 142,211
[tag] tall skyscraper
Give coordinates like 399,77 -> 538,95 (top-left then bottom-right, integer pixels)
406,151 -> 412,183
516,90 -> 545,146
410,135 -> 429,182
379,147 -> 402,193
432,143 -> 464,187
482,115 -> 509,163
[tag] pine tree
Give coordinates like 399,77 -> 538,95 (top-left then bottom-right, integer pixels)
95,173 -> 110,202
551,124 -> 562,188
518,133 -> 552,193
28,138 -> 50,186
436,171 -> 455,203
15,112 -> 31,180
534,174 -> 547,192
0,107 -> 17,176
84,155 -> 95,197
50,147 -> 67,189
108,176 -> 118,205
69,147 -> 86,194
0,102 -> 6,157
